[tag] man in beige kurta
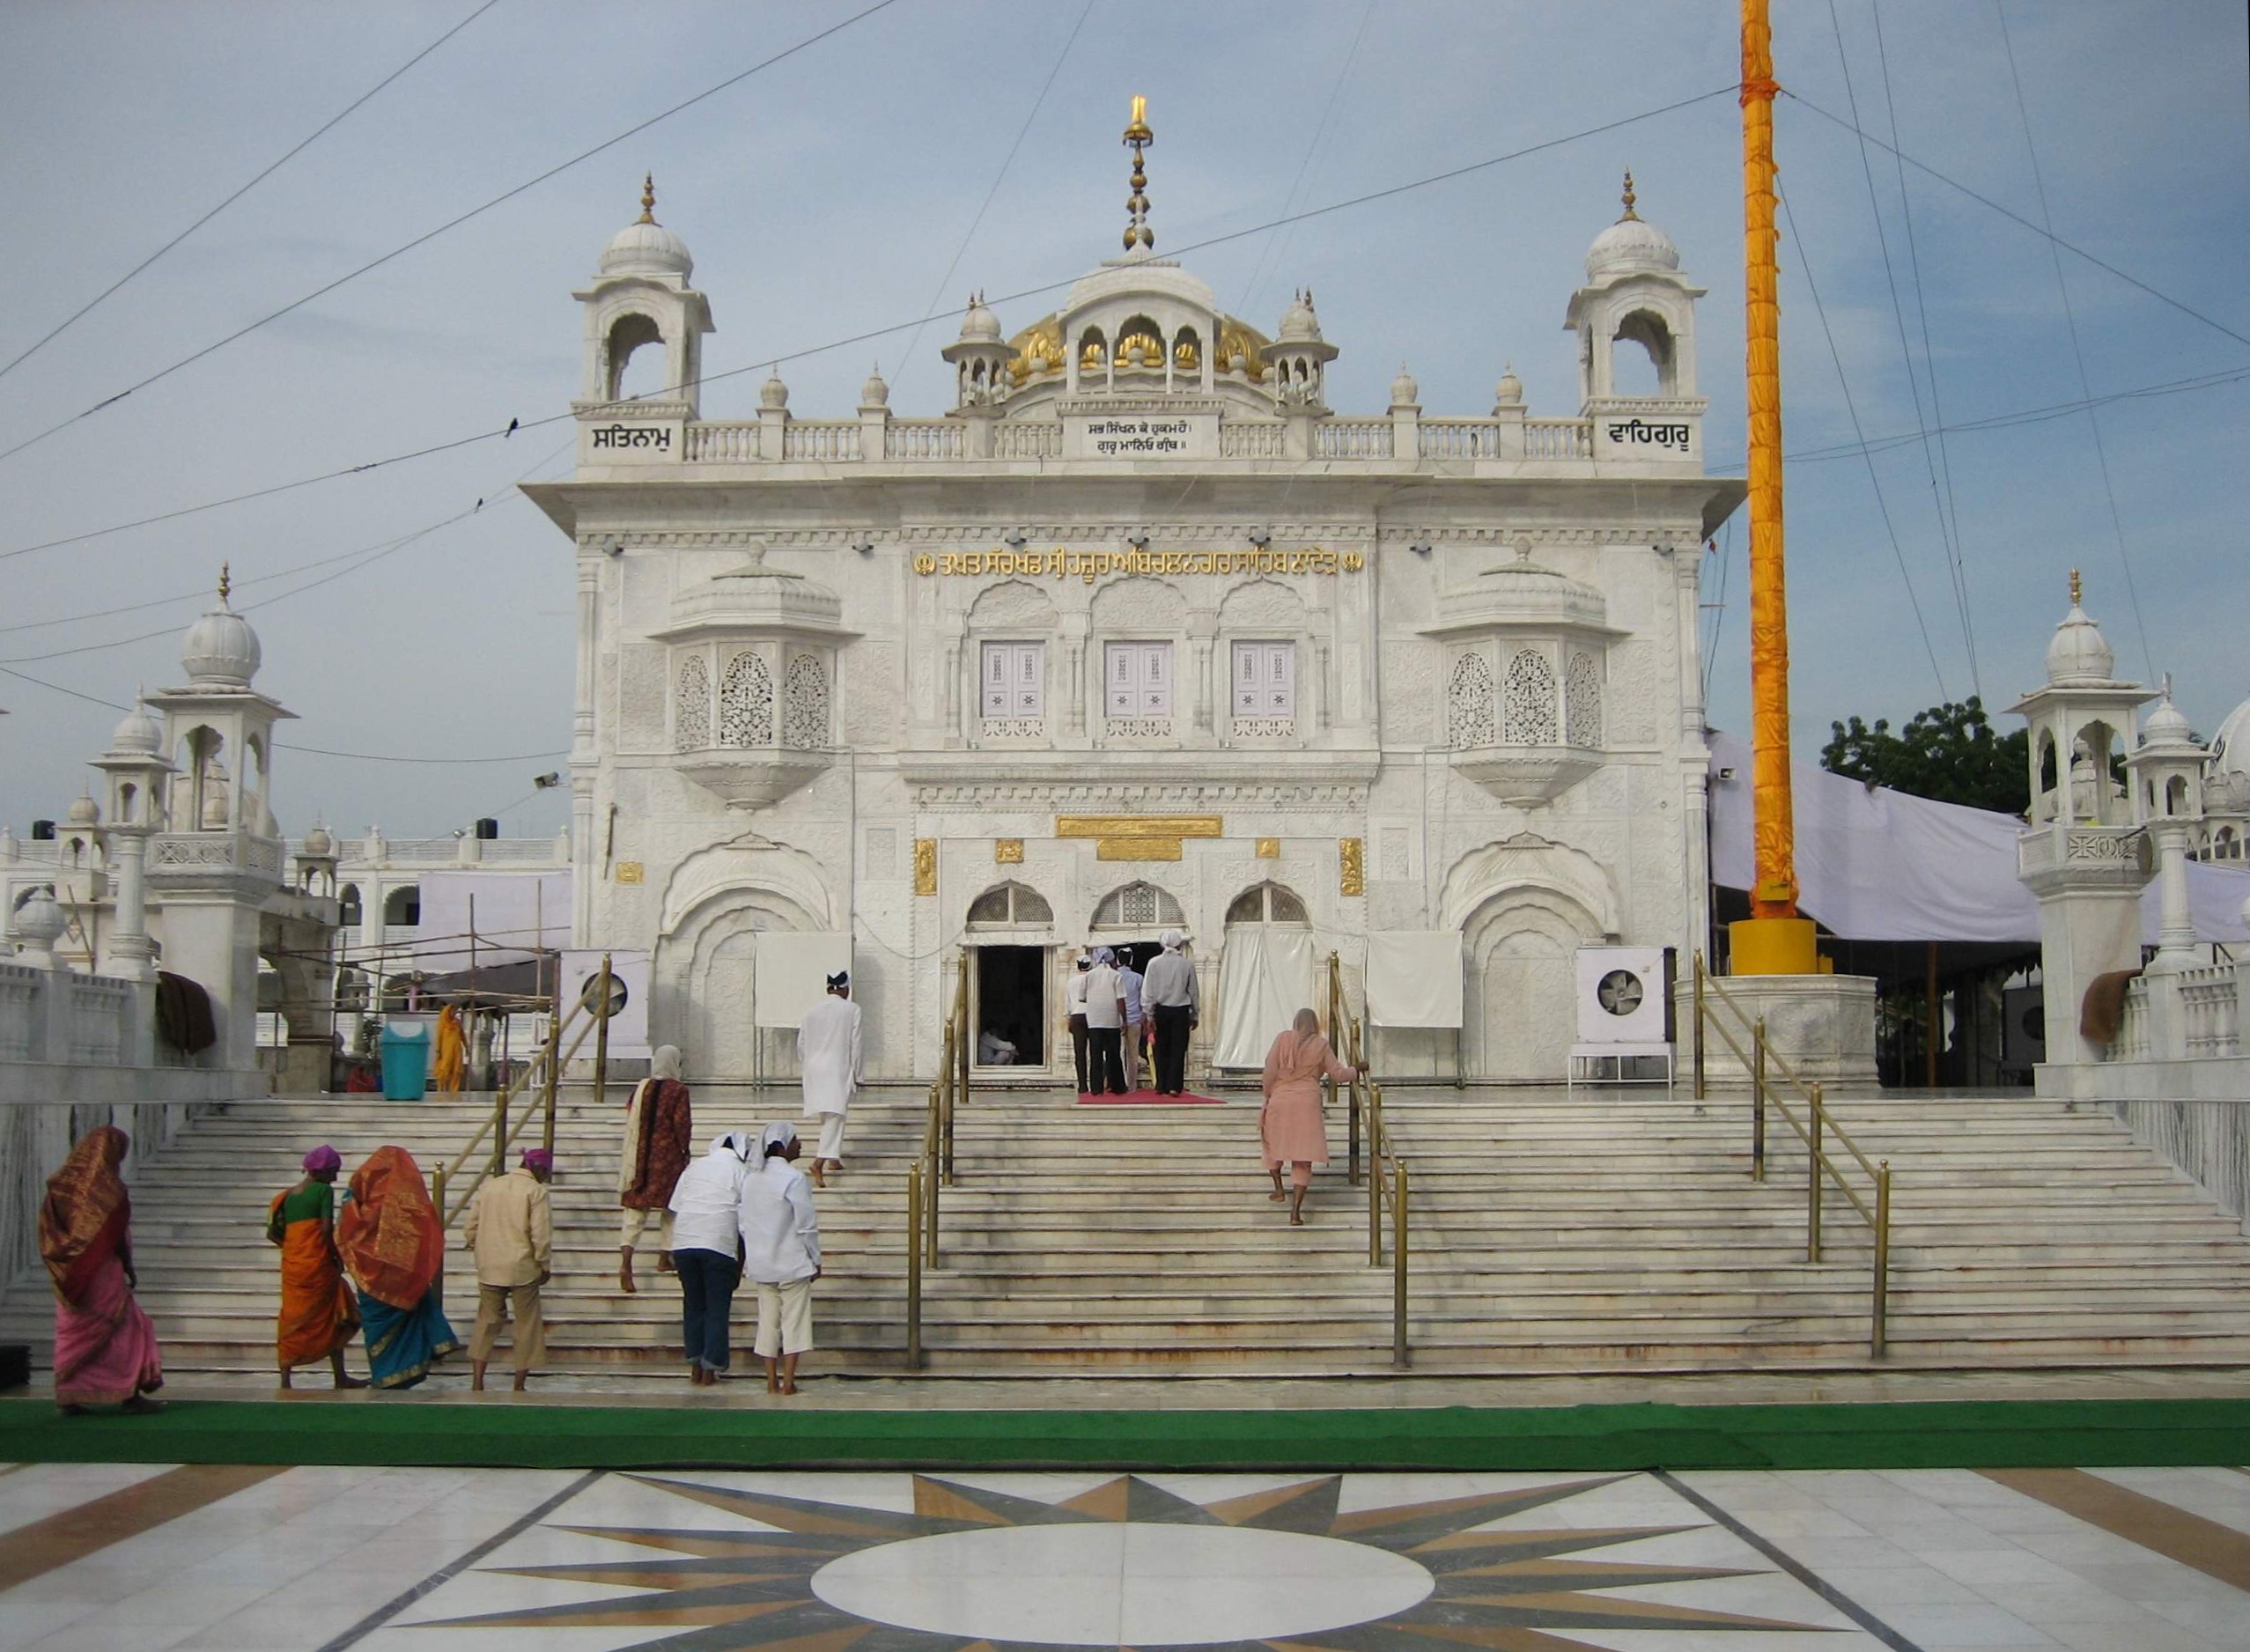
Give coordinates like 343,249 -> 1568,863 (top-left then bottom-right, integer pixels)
464,1147 -> 551,1391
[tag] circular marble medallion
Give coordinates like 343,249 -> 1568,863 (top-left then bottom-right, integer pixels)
812,1522 -> 1434,1646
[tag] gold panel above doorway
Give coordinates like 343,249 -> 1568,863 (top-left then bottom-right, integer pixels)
1058,815 -> 1221,865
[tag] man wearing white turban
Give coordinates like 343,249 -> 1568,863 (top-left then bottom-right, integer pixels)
798,971 -> 862,1187
740,1122 -> 821,1395
668,1132 -> 750,1386
1141,928 -> 1199,1095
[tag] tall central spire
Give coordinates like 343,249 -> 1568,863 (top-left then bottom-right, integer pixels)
1121,93 -> 1155,252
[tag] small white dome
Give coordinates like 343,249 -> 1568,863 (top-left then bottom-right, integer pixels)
1586,175 -> 1678,279
181,571 -> 262,688
302,822 -> 334,858
2143,697 -> 2194,745
2044,598 -> 2115,687
1493,364 -> 1523,407
67,791 -> 100,827
13,889 -> 66,949
759,369 -> 789,410
599,176 -> 691,278
859,364 -> 889,408
1277,289 -> 1322,343
1390,365 -> 1419,407
108,701 -> 161,756
957,293 -> 1002,343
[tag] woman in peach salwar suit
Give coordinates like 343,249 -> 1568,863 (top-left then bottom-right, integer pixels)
1259,1008 -> 1365,1227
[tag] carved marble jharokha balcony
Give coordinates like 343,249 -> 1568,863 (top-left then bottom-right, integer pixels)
1448,744 -> 1604,806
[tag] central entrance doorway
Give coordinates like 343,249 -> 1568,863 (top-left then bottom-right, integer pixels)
974,947 -> 1046,1067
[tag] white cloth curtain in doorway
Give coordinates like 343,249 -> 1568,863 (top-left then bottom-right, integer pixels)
753,933 -> 853,1028
1213,925 -> 1316,1068
1364,932 -> 1464,1028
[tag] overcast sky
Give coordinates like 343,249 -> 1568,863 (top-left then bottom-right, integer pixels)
2,0 -> 2245,844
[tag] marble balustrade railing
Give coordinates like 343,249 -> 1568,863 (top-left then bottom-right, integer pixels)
2109,1096 -> 2250,1233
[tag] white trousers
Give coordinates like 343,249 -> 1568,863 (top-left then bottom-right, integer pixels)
753,1277 -> 815,1356
619,1207 -> 675,1250
811,1111 -> 846,1162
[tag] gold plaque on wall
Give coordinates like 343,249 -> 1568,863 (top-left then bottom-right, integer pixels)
994,838 -> 1024,864
1339,837 -> 1365,896
1096,837 -> 1183,860
1255,837 -> 1280,859
913,838 -> 937,896
613,861 -> 644,885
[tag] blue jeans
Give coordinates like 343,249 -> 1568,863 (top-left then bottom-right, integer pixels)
675,1248 -> 740,1371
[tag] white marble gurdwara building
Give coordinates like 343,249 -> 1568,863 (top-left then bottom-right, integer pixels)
524,159 -> 1745,1087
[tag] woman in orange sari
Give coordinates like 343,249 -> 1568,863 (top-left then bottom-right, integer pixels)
40,1126 -> 165,1414
336,1146 -> 460,1389
268,1145 -> 365,1390
1259,1007 -> 1364,1227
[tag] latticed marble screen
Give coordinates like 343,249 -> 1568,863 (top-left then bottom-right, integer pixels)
675,653 -> 710,752
783,654 -> 829,749
719,651 -> 773,747
1448,653 -> 1494,749
1095,881 -> 1184,928
1565,650 -> 1602,748
1503,649 -> 1557,745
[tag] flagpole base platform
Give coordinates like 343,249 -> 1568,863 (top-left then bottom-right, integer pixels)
1728,916 -> 1821,977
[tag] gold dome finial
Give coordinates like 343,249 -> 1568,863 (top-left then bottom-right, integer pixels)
1619,170 -> 1639,221
2069,567 -> 2082,607
638,172 -> 657,225
218,563 -> 232,604
1121,94 -> 1155,252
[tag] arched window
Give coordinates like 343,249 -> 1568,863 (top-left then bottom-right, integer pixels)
1078,326 -> 1107,370
606,312 -> 666,401
675,654 -> 710,752
1172,327 -> 1201,372
965,882 -> 1054,926
783,655 -> 829,749
1449,653 -> 1494,749
338,884 -> 363,926
383,885 -> 420,926
1503,649 -> 1558,745
1224,882 -> 1309,926
1092,881 -> 1183,930
1116,316 -> 1164,369
1612,309 -> 1675,396
719,652 -> 773,747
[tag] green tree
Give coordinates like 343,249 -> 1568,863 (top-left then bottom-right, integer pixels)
1820,696 -> 2030,815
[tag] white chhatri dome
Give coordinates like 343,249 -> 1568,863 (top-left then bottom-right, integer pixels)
859,364 -> 889,408
302,822 -> 335,858
957,291 -> 1002,343
2143,697 -> 2194,746
1277,289 -> 1323,343
2210,695 -> 2250,774
1493,364 -> 1523,408
1390,365 -> 1420,406
108,699 -> 162,755
599,174 -> 693,279
181,568 -> 262,688
1586,172 -> 1680,280
2044,578 -> 2117,687
67,789 -> 100,827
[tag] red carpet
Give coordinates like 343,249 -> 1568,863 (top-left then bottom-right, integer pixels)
1075,1088 -> 1227,1106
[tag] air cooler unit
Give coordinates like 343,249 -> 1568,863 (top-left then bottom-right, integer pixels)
1568,946 -> 1675,1090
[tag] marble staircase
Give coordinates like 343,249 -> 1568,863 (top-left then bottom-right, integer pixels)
4,1085 -> 2248,1381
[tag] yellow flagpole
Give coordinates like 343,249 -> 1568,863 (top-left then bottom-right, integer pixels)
1731,0 -> 1818,976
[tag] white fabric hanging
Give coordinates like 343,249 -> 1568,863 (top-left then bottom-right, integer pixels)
753,933 -> 853,1028
1365,932 -> 1464,1028
1708,734 -> 2250,944
1213,926 -> 1316,1068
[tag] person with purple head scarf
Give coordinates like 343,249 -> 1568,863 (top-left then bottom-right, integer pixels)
267,1145 -> 365,1390
464,1147 -> 552,1392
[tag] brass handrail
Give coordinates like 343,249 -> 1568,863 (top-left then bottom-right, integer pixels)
1326,950 -> 1408,1368
437,994 -> 594,1229
1690,950 -> 1894,1356
906,950 -> 970,1368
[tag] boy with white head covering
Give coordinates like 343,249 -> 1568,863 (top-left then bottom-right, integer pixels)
798,970 -> 862,1187
667,1132 -> 751,1386
740,1122 -> 821,1395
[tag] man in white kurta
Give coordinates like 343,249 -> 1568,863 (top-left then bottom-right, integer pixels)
798,970 -> 862,1187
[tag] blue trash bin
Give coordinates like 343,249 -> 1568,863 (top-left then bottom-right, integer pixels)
380,1021 -> 432,1101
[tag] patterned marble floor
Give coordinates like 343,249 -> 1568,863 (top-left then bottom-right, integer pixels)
3,1459 -> 2249,1651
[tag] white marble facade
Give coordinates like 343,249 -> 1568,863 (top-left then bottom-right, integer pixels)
525,174 -> 1744,1085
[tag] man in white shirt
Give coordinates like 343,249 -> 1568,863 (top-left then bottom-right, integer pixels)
1142,928 -> 1200,1095
1065,955 -> 1092,1094
668,1132 -> 751,1386
740,1122 -> 822,1396
798,970 -> 863,1187
1118,951 -> 1147,1092
1082,947 -> 1128,1095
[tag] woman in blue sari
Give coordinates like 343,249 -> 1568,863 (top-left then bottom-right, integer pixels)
336,1146 -> 460,1389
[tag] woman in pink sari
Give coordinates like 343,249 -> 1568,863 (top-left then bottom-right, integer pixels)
1259,1007 -> 1364,1227
40,1126 -> 165,1414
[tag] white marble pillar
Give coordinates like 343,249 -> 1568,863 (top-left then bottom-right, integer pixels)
2148,818 -> 2200,972
100,825 -> 156,985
